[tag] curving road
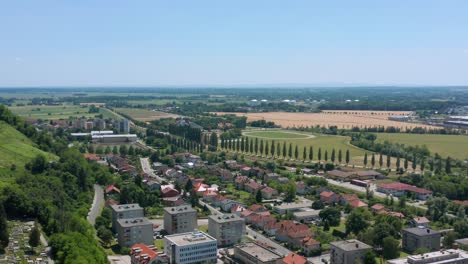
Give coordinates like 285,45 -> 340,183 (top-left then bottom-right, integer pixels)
87,184 -> 104,225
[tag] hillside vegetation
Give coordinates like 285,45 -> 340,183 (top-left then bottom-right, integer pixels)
0,121 -> 56,177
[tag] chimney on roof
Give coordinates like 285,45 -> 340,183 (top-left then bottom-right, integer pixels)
356,243 -> 359,248
427,229 -> 430,233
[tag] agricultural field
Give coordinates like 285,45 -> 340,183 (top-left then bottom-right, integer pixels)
375,133 -> 468,160
0,122 -> 56,179
9,104 -> 97,120
214,111 -> 437,129
113,107 -> 180,121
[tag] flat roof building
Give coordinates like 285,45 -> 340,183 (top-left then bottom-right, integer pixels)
273,200 -> 313,214
163,205 -> 197,235
233,242 -> 283,264
330,240 -> 372,264
208,213 -> 245,247
402,227 -> 441,253
92,134 -> 137,144
111,203 -> 144,232
388,249 -> 468,264
164,231 -> 217,264
116,218 -> 153,248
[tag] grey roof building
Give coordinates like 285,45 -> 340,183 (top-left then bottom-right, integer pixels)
330,240 -> 372,264
110,203 -> 144,232
402,227 -> 441,253
163,205 -> 197,235
233,242 -> 283,264
208,213 -> 245,247
116,217 -> 153,248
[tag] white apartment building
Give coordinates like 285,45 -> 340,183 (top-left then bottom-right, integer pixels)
164,231 -> 217,264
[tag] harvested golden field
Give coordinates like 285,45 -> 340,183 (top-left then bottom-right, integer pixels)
214,111 -> 436,129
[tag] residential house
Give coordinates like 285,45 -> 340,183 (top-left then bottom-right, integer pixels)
241,166 -> 256,176
105,185 -> 121,196
320,191 -> 339,204
265,173 -> 280,182
296,181 -> 308,195
301,237 -> 321,257
244,180 -> 264,194
276,221 -> 314,248
161,185 -> 180,198
220,199 -> 244,212
283,253 -> 308,264
261,187 -> 278,199
371,204 -> 386,214
235,176 -> 250,190
410,217 -> 431,227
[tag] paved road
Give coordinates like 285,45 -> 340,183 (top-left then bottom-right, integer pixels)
198,200 -> 291,256
39,231 -> 54,264
87,184 -> 104,225
140,157 -> 165,183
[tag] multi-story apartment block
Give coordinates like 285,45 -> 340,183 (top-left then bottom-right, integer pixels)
208,213 -> 245,247
164,231 -> 217,264
116,217 -> 153,248
330,240 -> 372,264
111,204 -> 144,231
117,118 -> 130,133
163,205 -> 197,235
402,227 -> 441,253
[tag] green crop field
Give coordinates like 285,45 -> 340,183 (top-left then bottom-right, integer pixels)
242,129 -> 367,161
114,107 -> 179,121
0,122 -> 56,179
9,104 -> 97,120
375,133 -> 468,160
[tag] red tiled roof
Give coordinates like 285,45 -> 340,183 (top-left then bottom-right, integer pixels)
131,244 -> 158,264
341,193 -> 359,202
105,185 -> 121,194
453,200 -> 468,206
84,153 -> 100,161
371,203 -> 385,210
283,253 -> 307,264
320,191 -> 336,198
248,204 -> 264,212
412,216 -> 430,223
349,199 -> 368,208
301,237 -> 320,247
261,187 -> 277,194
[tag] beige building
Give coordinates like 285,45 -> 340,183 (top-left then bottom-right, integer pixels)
330,240 -> 372,264
208,213 -> 245,247
111,203 -> 144,232
116,217 -> 153,248
388,249 -> 468,264
233,243 -> 283,264
163,205 -> 197,235
402,227 -> 441,253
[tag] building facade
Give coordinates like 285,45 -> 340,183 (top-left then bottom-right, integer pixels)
163,205 -> 197,235
164,231 -> 217,264
208,213 -> 245,247
116,218 -> 153,248
402,227 -> 441,253
330,240 -> 372,264
111,203 -> 144,231
233,242 -> 283,264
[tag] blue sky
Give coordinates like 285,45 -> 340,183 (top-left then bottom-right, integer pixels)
1,0 -> 468,87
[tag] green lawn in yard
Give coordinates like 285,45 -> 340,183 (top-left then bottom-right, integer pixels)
0,121 -> 56,178
375,133 -> 468,160
154,239 -> 165,251
9,104 -> 97,120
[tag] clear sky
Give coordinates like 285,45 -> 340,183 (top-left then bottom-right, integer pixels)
1,0 -> 468,87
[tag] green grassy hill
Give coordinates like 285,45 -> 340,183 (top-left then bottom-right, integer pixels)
0,121 -> 55,180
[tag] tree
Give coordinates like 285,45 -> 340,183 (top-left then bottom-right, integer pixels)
254,138 -> 259,155
245,137 -> 249,152
97,226 -> 113,247
379,153 -> 383,168
294,145 -> 299,160
319,207 -> 341,226
412,153 -> 417,171
443,231 -> 458,248
363,250 -> 377,264
396,156 -> 401,170
427,197 -> 449,221
256,190 -> 262,203
382,236 -> 400,259
386,155 -> 391,169
284,182 -> 297,202
119,145 -> 128,156
317,148 -> 322,162
303,146 -> 307,161
29,221 -> 41,248
250,138 -> 254,153
338,149 -> 342,164
404,157 -> 408,171
420,158 -> 425,172
259,139 -> 264,156
112,146 -> 119,155
30,154 -> 47,174
309,146 -> 314,161
346,208 -> 371,235
288,143 -> 293,159
445,157 -> 452,173
240,137 -> 245,152
398,196 -> 406,208
209,132 -> 218,149
364,153 -> 368,167
282,142 -> 287,158
454,220 -> 468,238
345,149 -> 350,165
331,149 -> 336,164
324,150 -> 328,162
323,221 -> 330,231
371,153 -> 375,168
276,142 -> 281,157
0,203 -> 9,253
312,201 -> 324,209
271,140 -> 275,157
